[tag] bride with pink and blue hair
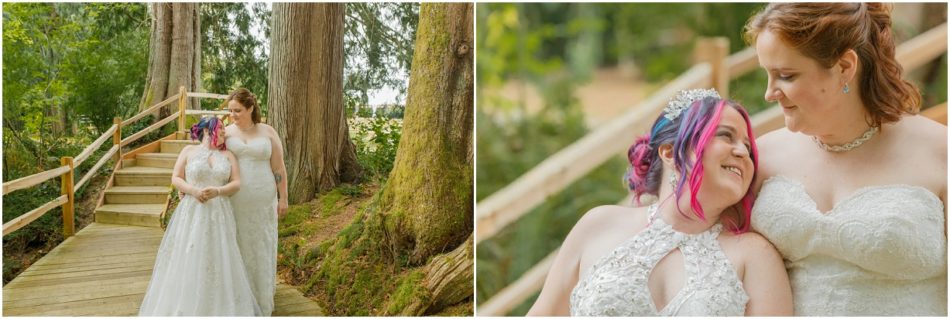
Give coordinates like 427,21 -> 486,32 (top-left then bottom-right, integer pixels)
527,89 -> 793,316
139,116 -> 261,316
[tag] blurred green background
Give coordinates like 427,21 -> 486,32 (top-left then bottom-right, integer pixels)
475,2 -> 947,315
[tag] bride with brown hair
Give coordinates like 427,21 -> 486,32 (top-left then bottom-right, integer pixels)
746,3 -> 947,316
224,88 -> 289,316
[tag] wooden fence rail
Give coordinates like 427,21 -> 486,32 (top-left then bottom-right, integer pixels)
2,87 -> 233,240
121,93 -> 180,127
476,23 -> 949,315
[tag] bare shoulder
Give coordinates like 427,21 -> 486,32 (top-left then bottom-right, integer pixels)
755,127 -> 796,151
570,205 -> 648,240
720,231 -> 781,262
179,145 -> 195,155
257,123 -> 279,136
753,128 -> 804,166
751,128 -> 800,189
222,149 -> 238,161
897,115 -> 947,153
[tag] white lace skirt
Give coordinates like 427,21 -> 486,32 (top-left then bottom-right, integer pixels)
138,196 -> 261,316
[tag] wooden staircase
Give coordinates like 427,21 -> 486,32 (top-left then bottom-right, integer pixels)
94,136 -> 193,228
5,132 -> 324,316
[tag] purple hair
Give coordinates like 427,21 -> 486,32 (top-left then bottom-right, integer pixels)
190,117 -> 226,151
625,97 -> 759,234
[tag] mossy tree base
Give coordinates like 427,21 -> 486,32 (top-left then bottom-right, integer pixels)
385,234 -> 473,315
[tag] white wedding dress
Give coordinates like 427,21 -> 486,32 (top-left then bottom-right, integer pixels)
227,135 -> 278,315
752,176 -> 947,316
570,205 -> 749,316
138,146 -> 261,316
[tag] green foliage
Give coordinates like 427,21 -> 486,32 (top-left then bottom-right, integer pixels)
2,2 -> 148,284
63,3 -> 149,133
200,3 -> 270,111
344,3 -> 419,106
350,116 -> 402,180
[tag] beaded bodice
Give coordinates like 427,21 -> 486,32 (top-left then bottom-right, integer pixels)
569,205 -> 749,316
184,145 -> 230,189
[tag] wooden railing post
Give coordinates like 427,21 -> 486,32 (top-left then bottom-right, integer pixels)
695,37 -> 730,98
178,86 -> 187,134
60,156 -> 75,237
113,117 -> 122,162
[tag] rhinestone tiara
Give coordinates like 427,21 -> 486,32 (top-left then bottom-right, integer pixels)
663,88 -> 721,121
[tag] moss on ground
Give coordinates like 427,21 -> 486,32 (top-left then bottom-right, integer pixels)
385,269 -> 429,315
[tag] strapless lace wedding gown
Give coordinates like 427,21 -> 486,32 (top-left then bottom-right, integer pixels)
139,146 -> 260,316
226,136 -> 278,315
570,205 -> 749,316
752,176 -> 947,316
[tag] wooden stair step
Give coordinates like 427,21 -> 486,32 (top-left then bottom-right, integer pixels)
104,186 -> 170,204
160,139 -> 198,154
95,204 -> 165,227
113,166 -> 172,186
135,153 -> 178,169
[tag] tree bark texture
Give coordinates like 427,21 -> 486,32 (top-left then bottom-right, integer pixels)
380,3 -> 474,265
140,3 -> 201,117
391,233 -> 474,315
268,3 -> 362,204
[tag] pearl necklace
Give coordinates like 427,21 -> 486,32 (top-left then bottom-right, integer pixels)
812,126 -> 879,152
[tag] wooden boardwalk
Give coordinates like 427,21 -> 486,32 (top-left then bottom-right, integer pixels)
2,222 -> 323,316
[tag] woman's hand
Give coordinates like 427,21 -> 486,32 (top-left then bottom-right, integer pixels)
277,198 -> 289,219
197,187 -> 220,202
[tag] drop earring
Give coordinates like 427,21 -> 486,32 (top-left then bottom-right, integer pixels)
669,172 -> 678,189
843,83 -> 850,94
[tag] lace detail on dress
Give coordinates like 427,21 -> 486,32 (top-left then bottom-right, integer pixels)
139,145 -> 261,316
569,204 -> 749,316
226,136 -> 278,315
752,175 -> 947,316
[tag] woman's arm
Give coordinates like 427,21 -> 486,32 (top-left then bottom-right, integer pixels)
214,151 -> 242,196
526,207 -> 620,316
171,146 -> 201,201
263,124 -> 289,218
741,233 -> 793,316
526,233 -> 582,316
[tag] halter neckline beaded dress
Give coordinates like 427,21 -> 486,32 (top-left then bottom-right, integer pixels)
138,145 -> 261,316
569,204 -> 749,316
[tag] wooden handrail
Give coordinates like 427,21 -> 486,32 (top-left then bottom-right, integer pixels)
2,195 -> 68,236
476,63 -> 711,244
3,87 -> 235,240
922,102 -> 947,125
187,92 -> 229,100
74,124 -> 117,167
120,111 -> 180,147
185,109 -> 230,116
74,145 -> 119,191
896,22 -> 948,74
478,23 -> 949,315
726,47 -> 758,79
477,248 -> 559,316
3,166 -> 71,196
121,93 -> 180,127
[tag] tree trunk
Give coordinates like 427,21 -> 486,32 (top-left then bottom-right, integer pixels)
388,233 -> 474,316
139,3 -> 201,118
379,2 -> 474,265
268,3 -> 362,204
307,4 -> 473,315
